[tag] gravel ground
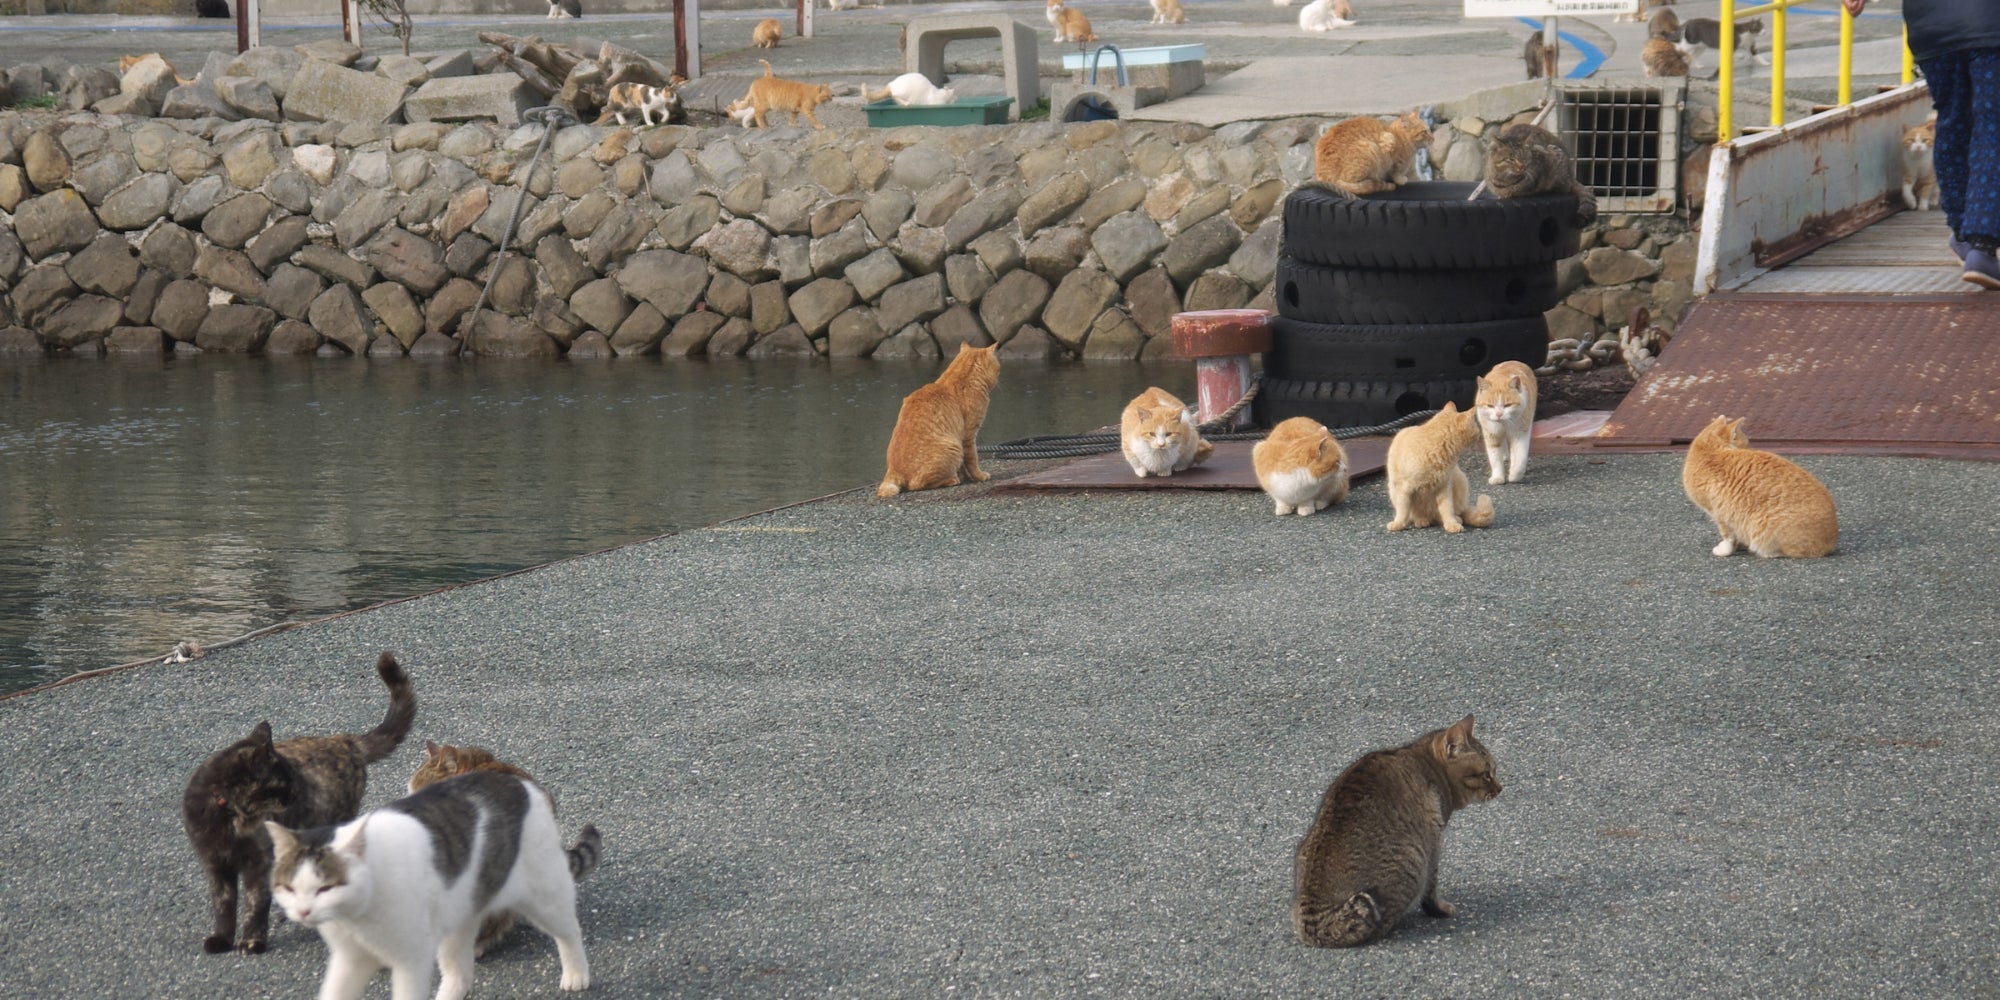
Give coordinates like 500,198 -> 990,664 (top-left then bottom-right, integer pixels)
4,451 -> 1998,998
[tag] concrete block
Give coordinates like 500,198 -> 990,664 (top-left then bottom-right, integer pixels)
283,58 -> 410,125
903,13 -> 1038,122
423,50 -> 478,79
403,75 -> 540,127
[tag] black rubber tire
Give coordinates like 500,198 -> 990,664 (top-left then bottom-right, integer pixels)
1265,315 -> 1548,382
1253,375 -> 1478,432
1274,256 -> 1560,326
1282,181 -> 1583,270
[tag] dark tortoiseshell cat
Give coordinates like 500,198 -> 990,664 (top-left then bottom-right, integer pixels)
180,651 -> 416,954
1293,716 -> 1502,947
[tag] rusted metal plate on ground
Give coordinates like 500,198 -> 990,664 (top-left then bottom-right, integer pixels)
1001,438 -> 1390,491
1597,295 -> 2000,453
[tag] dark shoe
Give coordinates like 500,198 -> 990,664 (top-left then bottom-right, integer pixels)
1964,249 -> 2000,291
1949,235 -> 1971,261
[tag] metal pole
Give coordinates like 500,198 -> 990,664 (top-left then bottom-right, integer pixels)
1837,2 -> 1853,107
1769,4 -> 1785,129
1718,0 -> 1735,141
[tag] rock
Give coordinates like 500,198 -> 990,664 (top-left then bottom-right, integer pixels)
487,256 -> 536,316
871,322 -> 939,360
1123,267 -> 1180,340
1183,272 -> 1253,312
92,92 -> 155,117
11,265 -> 79,326
374,55 -> 431,90
1173,186 -> 1232,232
293,144 -> 338,185
262,263 -> 325,321
1042,268 -> 1120,349
862,188 -> 914,242
171,175 -> 232,227
583,202 -> 653,272
444,233 -> 494,278
744,323 -> 817,358
1017,172 -> 1091,237
0,327 -> 46,356
978,269 -> 1051,346
748,281 -> 790,335
825,307 -> 885,358
201,192 -> 274,249
407,330 -> 460,357
245,215 -> 310,273
701,219 -> 774,281
105,326 -> 168,354
363,281 -> 425,346
422,277 -> 481,336
119,54 -> 181,106
943,184 -> 1026,252
1092,211 -> 1168,283
788,278 -> 856,337
567,330 -> 615,359
661,311 -> 727,357
159,84 -> 243,122
297,245 -> 377,289
69,152 -> 139,207
334,189 -> 401,250
534,235 -> 596,300
195,303 -> 276,352
810,199 -> 864,239
227,46 -> 304,101
997,323 -> 1060,359
403,75 -> 539,128
266,319 -> 325,354
221,132 -> 283,190
0,229 -> 19,286
875,273 -> 946,333
361,227 -> 449,296
295,39 -> 364,66
215,76 -> 281,121
1081,309 -> 1146,360
808,221 -> 870,279
39,294 -> 123,349
96,173 -> 179,231
1023,227 -> 1090,283
845,249 -> 908,303
614,249 -> 709,321
0,164 -> 28,213
929,303 -> 991,352
773,235 -> 813,286
704,272 -> 751,317
23,130 -> 71,194
608,302 -> 669,356
284,58 -> 407,125
60,66 -> 120,113
66,233 -> 142,298
14,189 -> 101,260
706,317 -> 757,357
944,253 -> 996,305
124,269 -> 169,326
1077,177 -> 1147,231
151,279 -> 211,341
569,277 -> 634,334
1583,246 -> 1660,285
140,223 -> 199,278
1161,215 -> 1244,287
913,176 -> 973,229
195,245 -> 267,299
1230,178 -> 1285,230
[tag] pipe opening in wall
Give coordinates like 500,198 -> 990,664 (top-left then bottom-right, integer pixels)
1557,79 -> 1684,215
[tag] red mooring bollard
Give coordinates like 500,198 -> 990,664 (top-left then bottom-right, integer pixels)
1170,309 -> 1272,431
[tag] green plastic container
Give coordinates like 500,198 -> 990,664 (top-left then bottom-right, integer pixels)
863,95 -> 1014,127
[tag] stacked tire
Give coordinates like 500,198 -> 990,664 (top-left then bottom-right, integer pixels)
1255,181 -> 1584,430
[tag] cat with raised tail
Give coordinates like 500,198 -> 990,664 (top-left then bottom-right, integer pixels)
1681,415 -> 1838,558
1120,386 -> 1213,478
1253,416 -> 1349,515
1383,402 -> 1494,533
878,343 -> 1000,498
269,770 -> 601,999
181,651 -> 416,955
1293,716 -> 1502,947
1473,360 -> 1538,485
865,72 -> 956,107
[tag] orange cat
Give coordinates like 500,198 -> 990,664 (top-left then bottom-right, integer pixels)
878,344 -> 1001,498
1902,116 -> 1938,211
1253,416 -> 1349,516
1048,0 -> 1099,43
752,17 -> 783,48
1473,360 -> 1537,485
1681,415 -> 1838,558
742,59 -> 835,129
1119,386 -> 1213,478
1150,0 -> 1186,25
1383,402 -> 1493,533
118,52 -> 192,86
1312,111 -> 1431,196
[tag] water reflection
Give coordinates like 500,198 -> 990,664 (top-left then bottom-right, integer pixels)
0,355 -> 1183,693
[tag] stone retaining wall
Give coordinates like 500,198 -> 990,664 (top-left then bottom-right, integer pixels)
0,109 -> 1697,362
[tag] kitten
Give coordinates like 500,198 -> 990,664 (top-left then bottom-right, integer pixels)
1312,111 -> 1430,196
1048,0 -> 1099,44
753,17 -> 783,48
1681,415 -> 1838,558
408,741 -> 543,955
1383,402 -> 1494,533
743,59 -> 835,129
1293,716 -> 1502,947
1119,386 -> 1214,478
1483,122 -> 1598,228
1151,0 -> 1186,25
268,771 -> 601,999
546,0 -> 580,18
597,81 -> 679,127
1473,360 -> 1538,486
1641,36 -> 1691,78
877,343 -> 1001,498
1298,0 -> 1356,32
865,72 -> 956,107
181,651 -> 416,955
1901,117 -> 1939,211
1252,416 -> 1350,516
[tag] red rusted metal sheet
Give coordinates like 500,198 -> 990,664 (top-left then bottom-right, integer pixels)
1001,438 -> 1390,491
1597,295 -> 2000,453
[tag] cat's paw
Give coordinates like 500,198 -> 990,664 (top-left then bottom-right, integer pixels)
1273,503 -> 1293,516
236,936 -> 267,955
970,471 -> 989,482
1488,471 -> 1505,485
1712,538 -> 1736,556
560,969 -> 591,991
202,934 -> 234,954
1421,897 -> 1456,918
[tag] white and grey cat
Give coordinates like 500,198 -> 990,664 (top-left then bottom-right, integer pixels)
865,72 -> 956,106
268,771 -> 601,1000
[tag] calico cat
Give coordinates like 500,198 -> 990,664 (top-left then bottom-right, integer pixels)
743,59 -> 835,129
597,81 -> 679,127
1383,402 -> 1494,533
753,17 -> 783,48
1293,716 -> 1502,948
1312,111 -> 1429,196
269,771 -> 601,999
1298,0 -> 1356,32
865,72 -> 956,107
1119,386 -> 1214,478
547,0 -> 581,18
1902,117 -> 1939,211
408,742 -> 544,955
1473,360 -> 1538,486
1483,122 -> 1598,228
877,343 -> 1001,498
1150,0 -> 1186,26
181,651 -> 416,955
1252,416 -> 1349,516
1681,415 -> 1838,558
724,96 -> 757,127
1641,36 -> 1691,78
1680,15 -> 1762,61
1048,0 -> 1099,44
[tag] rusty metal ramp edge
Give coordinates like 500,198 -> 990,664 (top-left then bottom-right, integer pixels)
1594,295 -> 2000,460
999,438 -> 1390,491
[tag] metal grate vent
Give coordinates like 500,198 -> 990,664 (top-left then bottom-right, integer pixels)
1556,80 -> 1684,214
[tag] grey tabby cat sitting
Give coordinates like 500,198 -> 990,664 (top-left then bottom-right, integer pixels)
1483,122 -> 1599,229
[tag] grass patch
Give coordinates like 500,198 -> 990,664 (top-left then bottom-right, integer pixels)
16,95 -> 58,110
1019,100 -> 1051,123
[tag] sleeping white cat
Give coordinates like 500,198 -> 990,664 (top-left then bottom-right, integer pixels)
865,72 -> 956,106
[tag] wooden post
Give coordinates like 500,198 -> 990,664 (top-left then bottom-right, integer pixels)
1170,309 -> 1273,430
342,0 -> 362,47
799,0 -> 813,39
675,0 -> 702,79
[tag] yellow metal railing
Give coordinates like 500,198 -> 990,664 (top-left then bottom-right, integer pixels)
1716,0 -> 1910,143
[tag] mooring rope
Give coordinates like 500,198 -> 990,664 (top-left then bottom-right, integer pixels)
461,105 -> 576,357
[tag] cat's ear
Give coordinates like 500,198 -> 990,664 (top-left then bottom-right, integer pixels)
334,822 -> 369,859
264,821 -> 297,853
1443,715 -> 1477,755
1180,405 -> 1197,426
424,739 -> 442,756
247,721 -> 274,754
1509,373 -> 1526,392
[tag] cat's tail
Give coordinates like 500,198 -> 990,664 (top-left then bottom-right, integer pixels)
864,83 -> 893,102
358,651 -> 418,762
567,824 -> 604,881
1464,493 -> 1495,529
876,479 -> 903,498
759,58 -> 775,77
1294,890 -> 1382,948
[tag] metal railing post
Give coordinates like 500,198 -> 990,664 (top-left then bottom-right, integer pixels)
1719,0 -> 1735,141
1837,4 -> 1854,106
1769,3 -> 1786,129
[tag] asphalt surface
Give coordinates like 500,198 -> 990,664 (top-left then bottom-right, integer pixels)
4,451 -> 1998,997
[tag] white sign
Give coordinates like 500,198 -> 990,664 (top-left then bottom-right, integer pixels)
1464,0 -> 1636,16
